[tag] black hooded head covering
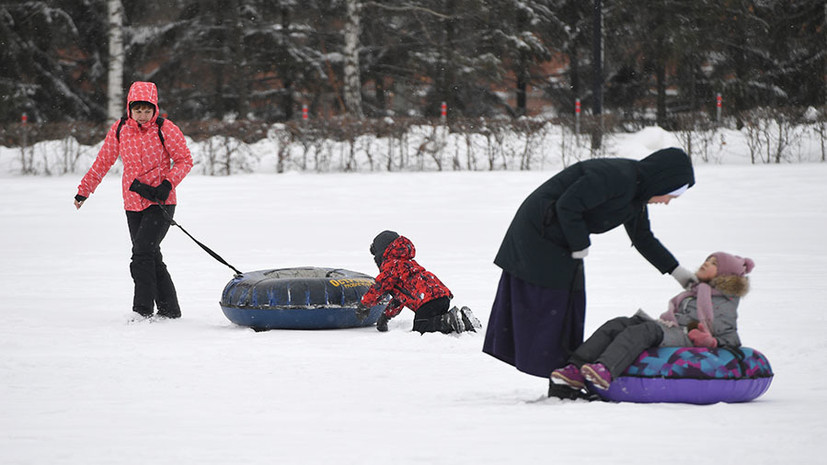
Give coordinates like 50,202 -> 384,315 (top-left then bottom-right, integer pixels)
636,148 -> 695,200
369,230 -> 400,268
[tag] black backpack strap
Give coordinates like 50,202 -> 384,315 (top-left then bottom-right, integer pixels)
115,116 -> 127,142
156,116 -> 166,149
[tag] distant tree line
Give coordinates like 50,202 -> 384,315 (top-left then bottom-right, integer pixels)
1,0 -> 824,127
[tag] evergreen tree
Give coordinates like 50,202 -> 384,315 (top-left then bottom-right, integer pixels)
539,0 -> 592,115
761,0 -> 825,107
706,0 -> 773,121
1,0 -> 822,125
0,1 -> 107,123
486,0 -> 554,117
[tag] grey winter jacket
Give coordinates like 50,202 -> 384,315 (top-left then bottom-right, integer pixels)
656,293 -> 741,348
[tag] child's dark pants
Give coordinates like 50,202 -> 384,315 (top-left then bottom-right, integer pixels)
568,315 -> 664,378
412,297 -> 452,333
126,205 -> 179,316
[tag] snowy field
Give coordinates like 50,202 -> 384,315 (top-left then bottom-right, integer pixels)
2,129 -> 826,464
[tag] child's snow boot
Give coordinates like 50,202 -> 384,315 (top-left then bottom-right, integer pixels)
441,307 -> 466,333
459,306 -> 482,332
550,364 -> 585,389
581,363 -> 612,390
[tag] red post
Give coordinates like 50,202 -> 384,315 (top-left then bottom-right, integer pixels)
716,93 -> 722,123
575,99 -> 581,135
302,104 -> 308,121
440,101 -> 447,121
21,113 -> 29,169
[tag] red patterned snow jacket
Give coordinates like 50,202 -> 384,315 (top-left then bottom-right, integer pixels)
77,81 -> 193,211
360,236 -> 453,318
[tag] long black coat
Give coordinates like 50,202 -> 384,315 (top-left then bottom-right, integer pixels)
494,147 -> 695,289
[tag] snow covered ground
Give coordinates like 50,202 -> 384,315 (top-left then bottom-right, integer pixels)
2,128 -> 826,464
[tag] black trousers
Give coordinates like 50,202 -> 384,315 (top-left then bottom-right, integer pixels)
412,297 -> 452,334
126,205 -> 179,314
568,315 -> 664,378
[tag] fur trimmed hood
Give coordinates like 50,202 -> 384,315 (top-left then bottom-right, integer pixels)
709,274 -> 750,297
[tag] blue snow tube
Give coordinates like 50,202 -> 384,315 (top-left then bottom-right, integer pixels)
219,267 -> 385,330
591,346 -> 774,404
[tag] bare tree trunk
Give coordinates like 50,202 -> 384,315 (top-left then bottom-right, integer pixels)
229,0 -> 249,118
280,7 -> 295,120
516,65 -> 528,117
343,0 -> 363,118
591,0 -> 603,151
515,9 -> 528,117
656,59 -> 667,127
106,0 -> 124,122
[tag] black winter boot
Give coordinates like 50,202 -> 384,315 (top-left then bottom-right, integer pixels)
548,381 -> 603,402
133,306 -> 153,318
156,303 -> 181,319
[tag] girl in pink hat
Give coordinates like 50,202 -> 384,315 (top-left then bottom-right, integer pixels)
551,252 -> 755,393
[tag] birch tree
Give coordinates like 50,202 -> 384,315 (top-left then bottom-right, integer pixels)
106,0 -> 124,122
343,0 -> 364,118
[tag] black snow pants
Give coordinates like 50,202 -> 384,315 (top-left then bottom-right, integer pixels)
126,205 -> 179,317
412,297 -> 452,334
568,315 -> 664,379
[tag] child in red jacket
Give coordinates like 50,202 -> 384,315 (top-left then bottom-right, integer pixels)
357,230 -> 481,334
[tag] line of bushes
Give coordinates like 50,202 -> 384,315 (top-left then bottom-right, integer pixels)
5,107 -> 825,176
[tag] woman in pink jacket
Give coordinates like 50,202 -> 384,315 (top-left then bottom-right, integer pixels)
74,81 -> 193,319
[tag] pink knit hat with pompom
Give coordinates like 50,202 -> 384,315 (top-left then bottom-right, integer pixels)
711,252 -> 755,277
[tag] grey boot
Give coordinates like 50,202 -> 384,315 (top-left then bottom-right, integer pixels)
459,306 -> 481,332
440,307 -> 466,333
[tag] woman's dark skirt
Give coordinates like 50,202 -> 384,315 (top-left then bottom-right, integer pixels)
483,269 -> 586,378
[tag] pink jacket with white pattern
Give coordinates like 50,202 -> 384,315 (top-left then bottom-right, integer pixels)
77,81 -> 193,211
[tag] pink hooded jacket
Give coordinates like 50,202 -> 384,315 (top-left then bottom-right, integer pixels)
77,81 -> 193,211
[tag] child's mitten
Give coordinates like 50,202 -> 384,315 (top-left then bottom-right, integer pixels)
688,322 -> 718,348
354,303 -> 371,322
376,313 -> 390,332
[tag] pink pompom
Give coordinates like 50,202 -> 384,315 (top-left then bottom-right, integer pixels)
743,258 -> 755,274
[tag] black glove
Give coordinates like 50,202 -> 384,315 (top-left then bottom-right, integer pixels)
129,179 -> 157,201
376,313 -> 390,332
74,194 -> 87,202
155,180 -> 172,202
355,303 -> 371,322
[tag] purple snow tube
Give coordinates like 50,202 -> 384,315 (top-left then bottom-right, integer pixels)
592,347 -> 773,404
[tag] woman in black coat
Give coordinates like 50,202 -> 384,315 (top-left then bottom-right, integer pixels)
482,147 -> 697,382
